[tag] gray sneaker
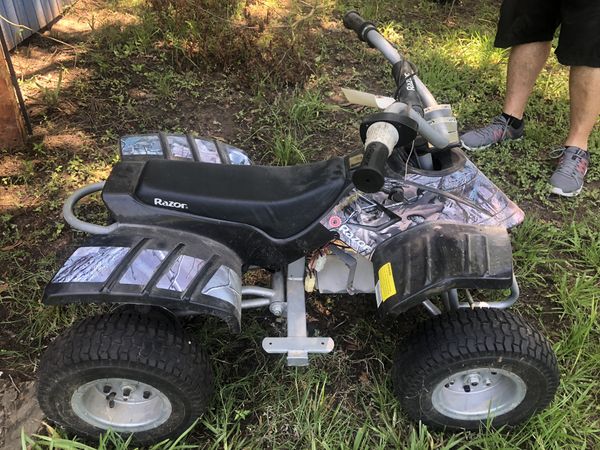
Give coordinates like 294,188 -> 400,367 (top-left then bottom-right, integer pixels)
549,146 -> 590,197
461,115 -> 524,151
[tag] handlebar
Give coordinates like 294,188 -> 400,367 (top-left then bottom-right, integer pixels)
352,120 -> 401,193
344,11 -> 401,65
343,11 -> 457,192
342,11 -> 437,108
350,99 -> 453,192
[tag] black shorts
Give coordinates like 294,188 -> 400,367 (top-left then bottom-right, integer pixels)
494,0 -> 600,67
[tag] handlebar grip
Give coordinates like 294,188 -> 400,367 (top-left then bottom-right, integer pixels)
352,142 -> 388,193
343,11 -> 375,42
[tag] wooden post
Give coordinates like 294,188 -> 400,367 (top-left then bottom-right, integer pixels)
0,44 -> 25,148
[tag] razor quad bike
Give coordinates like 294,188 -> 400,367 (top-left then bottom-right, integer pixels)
37,12 -> 559,444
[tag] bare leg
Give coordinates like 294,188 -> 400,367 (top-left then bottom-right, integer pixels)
564,66 -> 600,150
503,42 -> 552,119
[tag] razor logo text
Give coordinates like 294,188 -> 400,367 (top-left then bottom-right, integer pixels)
339,224 -> 373,254
154,198 -> 189,209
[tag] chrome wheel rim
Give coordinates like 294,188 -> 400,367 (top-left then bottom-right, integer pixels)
71,378 -> 172,432
431,368 -> 527,421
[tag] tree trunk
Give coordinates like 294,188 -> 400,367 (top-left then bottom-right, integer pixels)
0,46 -> 25,148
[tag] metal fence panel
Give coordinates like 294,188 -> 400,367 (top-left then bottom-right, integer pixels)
0,0 -> 73,49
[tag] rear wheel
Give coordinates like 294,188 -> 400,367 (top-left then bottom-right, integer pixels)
37,309 -> 213,444
393,308 -> 559,430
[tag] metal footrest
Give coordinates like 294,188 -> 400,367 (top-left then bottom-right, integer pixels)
262,337 -> 334,366
262,258 -> 334,366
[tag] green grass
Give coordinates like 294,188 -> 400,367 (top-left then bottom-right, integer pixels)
22,422 -> 199,449
1,0 -> 599,449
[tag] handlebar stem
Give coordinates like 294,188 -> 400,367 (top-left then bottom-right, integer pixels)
384,102 -> 450,149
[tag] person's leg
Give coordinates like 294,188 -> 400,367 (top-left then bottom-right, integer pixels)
548,0 -> 600,196
564,66 -> 600,150
461,0 -> 558,151
548,66 -> 599,196
503,41 -> 552,120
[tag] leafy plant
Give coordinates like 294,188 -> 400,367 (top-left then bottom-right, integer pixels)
37,70 -> 64,108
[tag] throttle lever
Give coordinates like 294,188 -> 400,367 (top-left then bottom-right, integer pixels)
352,142 -> 389,193
352,110 -> 419,193
352,122 -> 399,193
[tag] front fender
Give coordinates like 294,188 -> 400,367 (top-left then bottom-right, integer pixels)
372,222 -> 514,315
44,226 -> 243,332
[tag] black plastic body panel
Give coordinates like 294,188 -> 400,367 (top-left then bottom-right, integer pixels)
372,222 -> 513,315
44,226 -> 244,332
101,161 -> 349,269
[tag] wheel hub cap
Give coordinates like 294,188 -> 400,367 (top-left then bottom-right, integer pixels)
71,378 -> 172,432
431,368 -> 526,421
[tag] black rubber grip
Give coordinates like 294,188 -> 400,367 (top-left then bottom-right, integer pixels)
343,11 -> 365,31
352,142 -> 388,193
343,11 -> 375,42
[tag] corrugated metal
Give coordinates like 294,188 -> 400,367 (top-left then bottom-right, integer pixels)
0,0 -> 73,50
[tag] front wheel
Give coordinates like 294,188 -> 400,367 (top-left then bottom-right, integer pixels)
393,308 -> 559,430
37,309 -> 214,445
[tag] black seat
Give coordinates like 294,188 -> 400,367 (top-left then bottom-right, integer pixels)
135,158 -> 348,239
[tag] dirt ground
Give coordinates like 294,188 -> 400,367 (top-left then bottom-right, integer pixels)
0,379 -> 44,449
0,3 -> 102,446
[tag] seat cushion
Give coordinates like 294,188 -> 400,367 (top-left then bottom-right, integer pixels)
135,158 -> 348,239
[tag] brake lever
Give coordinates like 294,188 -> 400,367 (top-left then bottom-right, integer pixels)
341,88 -> 396,110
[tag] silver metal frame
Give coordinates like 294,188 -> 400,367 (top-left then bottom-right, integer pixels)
424,275 -> 520,317
238,259 -> 519,365
241,271 -> 286,316
63,182 -> 118,235
449,275 -> 520,311
260,259 -> 334,366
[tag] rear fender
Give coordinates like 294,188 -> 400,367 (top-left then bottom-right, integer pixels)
44,226 -> 243,332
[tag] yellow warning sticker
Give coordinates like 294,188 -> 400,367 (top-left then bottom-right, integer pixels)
378,262 -> 397,302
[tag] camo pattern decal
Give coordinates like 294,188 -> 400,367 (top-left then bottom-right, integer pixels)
321,160 -> 524,258
120,135 -> 163,157
120,134 -> 251,165
52,246 -> 130,283
156,254 -> 206,291
119,249 -> 169,286
168,135 -> 194,159
202,265 -> 243,308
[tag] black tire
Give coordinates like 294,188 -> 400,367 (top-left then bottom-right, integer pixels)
393,308 -> 559,430
37,309 -> 214,445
